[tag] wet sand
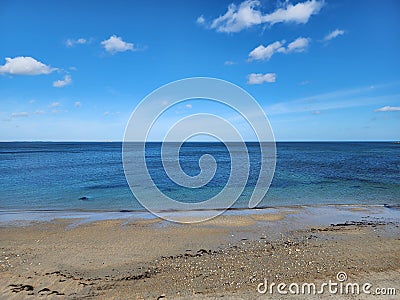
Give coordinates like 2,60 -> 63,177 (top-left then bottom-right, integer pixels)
0,205 -> 399,299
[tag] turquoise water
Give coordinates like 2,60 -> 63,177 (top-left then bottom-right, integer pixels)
0,142 -> 399,212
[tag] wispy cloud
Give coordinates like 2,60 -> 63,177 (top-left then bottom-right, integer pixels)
374,106 -> 400,112
247,73 -> 276,84
53,75 -> 72,88
104,111 -> 121,116
224,60 -> 236,65
65,38 -> 88,47
11,112 -> 29,118
51,109 -> 67,114
101,35 -> 135,54
204,0 -> 324,33
323,29 -> 345,42
0,56 -> 57,75
264,84 -> 400,115
196,15 -> 205,24
49,102 -> 61,108
74,101 -> 81,108
248,37 -> 310,61
299,80 -> 310,86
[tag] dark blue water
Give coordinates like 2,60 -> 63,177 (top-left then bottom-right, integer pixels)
0,142 -> 399,211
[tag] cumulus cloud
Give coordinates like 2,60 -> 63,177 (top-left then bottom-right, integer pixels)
374,106 -> 400,112
248,41 -> 285,61
101,35 -> 135,54
323,29 -> 345,41
263,0 -> 324,25
34,110 -> 45,115
66,38 -> 88,47
53,75 -> 72,88
74,101 -> 81,108
210,0 -> 265,33
248,37 -> 309,61
209,0 -> 324,33
0,56 -> 56,75
247,73 -> 276,84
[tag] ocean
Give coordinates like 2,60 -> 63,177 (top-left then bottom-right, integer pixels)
0,142 -> 399,213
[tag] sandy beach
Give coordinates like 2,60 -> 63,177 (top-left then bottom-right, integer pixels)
1,205 -> 399,299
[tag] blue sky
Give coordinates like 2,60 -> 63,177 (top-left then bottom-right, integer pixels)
0,0 -> 399,141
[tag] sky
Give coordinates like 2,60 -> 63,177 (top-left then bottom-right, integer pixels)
0,0 -> 399,141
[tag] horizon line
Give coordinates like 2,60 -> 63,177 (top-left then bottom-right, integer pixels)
0,140 -> 398,143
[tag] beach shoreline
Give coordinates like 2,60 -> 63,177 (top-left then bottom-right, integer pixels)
1,205 -> 399,299
1,203 -> 399,227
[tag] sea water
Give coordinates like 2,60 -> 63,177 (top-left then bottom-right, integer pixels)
0,142 -> 399,212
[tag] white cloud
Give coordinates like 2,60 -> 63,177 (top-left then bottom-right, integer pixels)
311,110 -> 321,115
211,0 -> 264,33
248,37 -> 309,61
104,111 -> 120,116
53,75 -> 72,88
248,41 -> 285,61
66,38 -> 88,47
28,99 -> 36,104
210,0 -> 324,33
374,106 -> 400,112
299,80 -> 310,85
185,104 -> 192,109
34,110 -> 45,115
263,0 -> 324,25
196,15 -> 205,24
285,37 -> 310,53
0,56 -> 56,75
50,109 -> 67,114
101,35 -> 135,54
224,60 -> 236,65
323,29 -> 345,41
49,102 -> 61,108
247,73 -> 276,84
74,101 -> 81,108
11,112 -> 29,118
